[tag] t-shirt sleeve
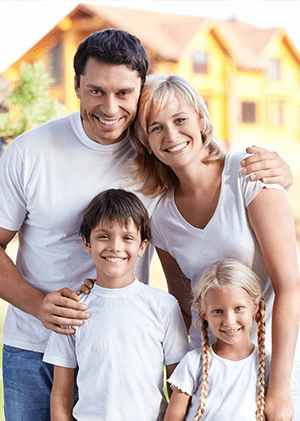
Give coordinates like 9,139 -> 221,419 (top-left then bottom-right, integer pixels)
0,142 -> 28,231
239,164 -> 288,208
162,300 -> 190,366
167,350 -> 201,396
43,330 -> 77,369
150,211 -> 168,251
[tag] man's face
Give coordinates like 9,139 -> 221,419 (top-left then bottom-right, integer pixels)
75,59 -> 141,145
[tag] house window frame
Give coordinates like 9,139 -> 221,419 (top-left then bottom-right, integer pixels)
192,51 -> 209,74
48,42 -> 63,85
241,101 -> 256,124
267,58 -> 281,81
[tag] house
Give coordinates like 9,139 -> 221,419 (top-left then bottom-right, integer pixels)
2,3 -> 300,214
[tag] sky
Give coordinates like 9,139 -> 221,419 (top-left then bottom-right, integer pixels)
0,0 -> 300,74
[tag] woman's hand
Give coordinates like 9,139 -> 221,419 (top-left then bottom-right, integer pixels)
265,388 -> 294,421
240,146 -> 293,190
76,278 -> 96,296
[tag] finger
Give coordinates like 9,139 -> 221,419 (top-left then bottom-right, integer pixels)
59,287 -> 82,301
77,285 -> 92,295
45,323 -> 77,335
84,278 -> 96,287
241,161 -> 280,175
48,295 -> 89,311
52,306 -> 90,321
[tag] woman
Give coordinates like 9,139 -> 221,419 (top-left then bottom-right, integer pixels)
130,74 -> 300,421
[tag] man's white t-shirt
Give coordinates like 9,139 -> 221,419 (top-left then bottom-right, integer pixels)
43,279 -> 189,421
0,111 -> 159,353
168,346 -> 271,421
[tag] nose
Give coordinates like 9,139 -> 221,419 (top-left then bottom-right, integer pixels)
107,236 -> 122,252
223,311 -> 236,326
101,95 -> 119,116
165,124 -> 179,143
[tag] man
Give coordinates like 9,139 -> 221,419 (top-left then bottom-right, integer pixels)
0,29 -> 292,420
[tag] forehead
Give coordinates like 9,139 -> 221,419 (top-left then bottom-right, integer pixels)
93,217 -> 140,233
81,58 -> 141,89
205,287 -> 252,306
149,93 -> 197,123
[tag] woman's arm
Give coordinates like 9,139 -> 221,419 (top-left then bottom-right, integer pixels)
156,248 -> 192,331
241,146 -> 293,190
164,387 -> 191,421
248,188 -> 300,421
51,366 -> 75,421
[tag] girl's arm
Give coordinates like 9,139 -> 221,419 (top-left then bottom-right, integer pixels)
51,365 -> 75,421
248,188 -> 300,421
164,387 -> 191,421
156,247 -> 192,331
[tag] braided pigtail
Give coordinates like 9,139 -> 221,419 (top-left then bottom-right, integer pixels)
192,318 -> 210,421
255,298 -> 266,421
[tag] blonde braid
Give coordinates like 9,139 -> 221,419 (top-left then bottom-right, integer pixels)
255,299 -> 266,421
192,319 -> 210,421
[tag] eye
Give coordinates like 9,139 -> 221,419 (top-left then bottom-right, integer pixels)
213,309 -> 222,314
124,236 -> 134,241
149,126 -> 161,134
98,234 -> 108,240
118,91 -> 129,96
175,117 -> 186,124
235,306 -> 244,312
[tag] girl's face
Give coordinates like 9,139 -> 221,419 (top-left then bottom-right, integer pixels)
203,287 -> 258,353
147,94 -> 206,171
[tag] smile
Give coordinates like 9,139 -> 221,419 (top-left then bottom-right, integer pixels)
221,328 -> 241,333
166,142 -> 188,153
93,115 -> 121,126
103,257 -> 125,263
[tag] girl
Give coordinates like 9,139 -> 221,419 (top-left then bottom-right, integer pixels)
164,259 -> 269,421
129,74 -> 300,420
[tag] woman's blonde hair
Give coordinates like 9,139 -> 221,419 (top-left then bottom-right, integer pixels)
129,74 -> 225,197
192,259 -> 266,421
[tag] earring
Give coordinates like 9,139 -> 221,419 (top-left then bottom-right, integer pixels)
148,150 -> 152,155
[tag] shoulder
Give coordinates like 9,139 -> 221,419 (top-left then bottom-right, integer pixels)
224,151 -> 248,172
140,283 -> 178,306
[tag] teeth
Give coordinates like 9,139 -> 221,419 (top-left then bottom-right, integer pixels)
222,328 -> 239,333
105,257 -> 124,262
167,142 -> 188,153
99,118 -> 119,126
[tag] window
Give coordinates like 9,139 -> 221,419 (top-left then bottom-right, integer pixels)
49,42 -> 62,85
192,51 -> 208,74
267,58 -> 281,81
268,102 -> 285,126
241,102 -> 256,123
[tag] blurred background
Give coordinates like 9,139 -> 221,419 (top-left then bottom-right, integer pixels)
1,1 -> 300,418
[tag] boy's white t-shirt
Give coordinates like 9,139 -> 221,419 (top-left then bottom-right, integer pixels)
43,279 -> 189,421
150,151 -> 300,361
168,346 -> 271,421
0,111 -> 159,353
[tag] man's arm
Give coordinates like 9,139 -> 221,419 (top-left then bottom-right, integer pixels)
0,227 -> 89,334
240,146 -> 293,190
51,366 -> 75,421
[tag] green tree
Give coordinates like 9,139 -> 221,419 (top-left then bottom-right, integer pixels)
0,61 -> 65,141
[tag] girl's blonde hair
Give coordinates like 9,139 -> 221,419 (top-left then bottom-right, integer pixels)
192,259 -> 266,421
129,74 -> 225,197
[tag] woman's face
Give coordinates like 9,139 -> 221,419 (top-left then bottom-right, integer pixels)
147,94 -> 206,171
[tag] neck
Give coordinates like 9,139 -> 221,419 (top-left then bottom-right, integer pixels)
212,339 -> 255,361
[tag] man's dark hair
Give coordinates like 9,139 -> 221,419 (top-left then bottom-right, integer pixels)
80,189 -> 150,243
74,29 -> 149,87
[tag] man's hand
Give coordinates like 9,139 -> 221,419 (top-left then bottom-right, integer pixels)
39,288 -> 90,334
240,146 -> 293,191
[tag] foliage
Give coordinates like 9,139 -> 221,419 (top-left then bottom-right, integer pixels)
0,62 -> 65,140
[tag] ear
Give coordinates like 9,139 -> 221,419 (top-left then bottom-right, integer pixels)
138,239 -> 148,257
252,302 -> 259,316
82,236 -> 91,254
74,75 -> 81,99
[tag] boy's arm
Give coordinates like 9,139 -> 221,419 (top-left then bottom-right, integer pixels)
51,365 -> 75,421
163,387 -> 191,421
240,146 -> 293,190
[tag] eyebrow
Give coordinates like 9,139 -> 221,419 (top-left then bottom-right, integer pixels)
86,84 -> 136,92
148,111 -> 188,128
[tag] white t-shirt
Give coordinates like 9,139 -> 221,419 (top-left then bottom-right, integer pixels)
168,346 -> 271,421
43,279 -> 189,421
150,151 -> 300,361
0,111 -> 159,353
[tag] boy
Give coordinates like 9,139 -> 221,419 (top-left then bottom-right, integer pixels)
43,189 -> 189,421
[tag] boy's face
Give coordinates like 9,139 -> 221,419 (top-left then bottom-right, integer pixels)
82,218 -> 147,289
75,59 -> 141,145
